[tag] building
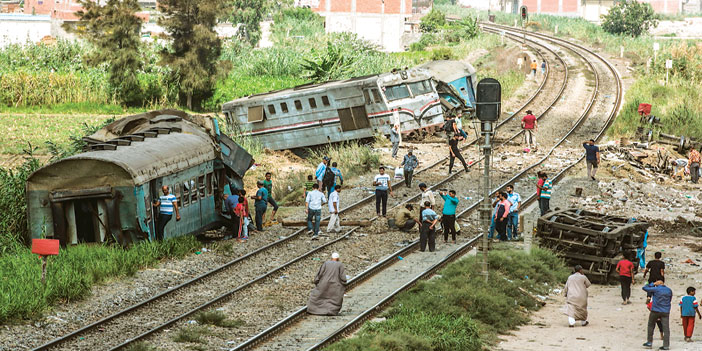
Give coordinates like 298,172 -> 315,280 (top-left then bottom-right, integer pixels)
461,0 -> 683,21
307,0 -> 412,52
0,13 -> 51,46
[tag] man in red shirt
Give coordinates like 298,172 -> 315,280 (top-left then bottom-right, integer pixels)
616,253 -> 635,305
521,110 -> 538,151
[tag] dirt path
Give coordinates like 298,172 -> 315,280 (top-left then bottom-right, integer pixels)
501,217 -> 702,351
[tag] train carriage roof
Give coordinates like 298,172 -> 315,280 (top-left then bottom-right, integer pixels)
418,60 -> 477,83
28,111 -> 223,189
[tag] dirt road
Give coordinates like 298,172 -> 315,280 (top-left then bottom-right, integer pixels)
500,233 -> 702,351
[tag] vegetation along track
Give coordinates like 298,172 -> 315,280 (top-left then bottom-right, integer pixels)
227,26 -> 623,351
32,31 -> 579,351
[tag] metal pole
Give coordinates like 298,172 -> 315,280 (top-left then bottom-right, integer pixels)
481,123 -> 492,283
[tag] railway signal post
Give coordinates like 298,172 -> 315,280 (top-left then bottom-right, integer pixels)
475,78 -> 501,282
520,6 -> 528,49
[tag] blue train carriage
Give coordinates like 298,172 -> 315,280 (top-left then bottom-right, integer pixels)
419,60 -> 477,115
26,110 -> 253,247
221,66 -> 445,151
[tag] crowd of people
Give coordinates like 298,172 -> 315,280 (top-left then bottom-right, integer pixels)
564,250 -> 701,350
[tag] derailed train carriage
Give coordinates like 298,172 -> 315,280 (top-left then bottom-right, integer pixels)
222,60 -> 477,150
26,110 -> 253,246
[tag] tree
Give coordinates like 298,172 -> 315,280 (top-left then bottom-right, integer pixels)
300,40 -> 355,83
420,8 -> 446,33
69,0 -> 143,105
601,0 -> 658,37
158,0 -> 228,109
230,0 -> 266,46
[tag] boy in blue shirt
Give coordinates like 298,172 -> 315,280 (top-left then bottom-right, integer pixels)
680,286 -> 702,342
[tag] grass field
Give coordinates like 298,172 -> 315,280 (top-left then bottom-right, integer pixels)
0,114 -> 117,154
327,248 -> 569,351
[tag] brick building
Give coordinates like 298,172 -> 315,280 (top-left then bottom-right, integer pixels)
306,0 -> 412,52
461,0 -> 683,20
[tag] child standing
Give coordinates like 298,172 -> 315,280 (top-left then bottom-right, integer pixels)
680,286 -> 702,342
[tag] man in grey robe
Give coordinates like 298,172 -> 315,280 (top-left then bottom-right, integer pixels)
308,252 -> 347,315
564,265 -> 591,327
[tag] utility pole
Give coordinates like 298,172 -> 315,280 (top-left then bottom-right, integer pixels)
520,6 -> 528,49
475,78 -> 501,283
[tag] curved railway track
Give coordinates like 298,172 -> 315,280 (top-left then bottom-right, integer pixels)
230,25 -> 623,351
32,28 -> 580,351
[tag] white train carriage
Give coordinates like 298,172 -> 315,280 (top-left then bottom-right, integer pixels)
222,67 -> 445,150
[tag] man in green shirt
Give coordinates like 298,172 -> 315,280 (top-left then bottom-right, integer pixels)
262,172 -> 279,225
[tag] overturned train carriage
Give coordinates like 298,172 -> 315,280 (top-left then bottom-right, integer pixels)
26,110 -> 253,246
536,209 -> 648,282
222,60 -> 477,151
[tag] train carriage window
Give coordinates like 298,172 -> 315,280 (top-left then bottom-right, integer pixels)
384,84 -> 411,101
212,173 -> 219,192
294,100 -> 303,111
247,106 -> 265,123
371,89 -> 382,103
267,105 -> 276,115
321,95 -> 330,106
190,178 -> 198,203
308,97 -> 317,109
363,90 -> 372,105
281,102 -> 289,113
182,181 -> 190,207
198,175 -> 206,198
206,173 -> 213,196
408,80 -> 433,96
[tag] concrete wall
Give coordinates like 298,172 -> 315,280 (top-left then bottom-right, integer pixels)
0,14 -> 51,46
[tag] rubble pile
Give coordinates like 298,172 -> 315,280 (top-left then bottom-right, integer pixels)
536,209 -> 648,283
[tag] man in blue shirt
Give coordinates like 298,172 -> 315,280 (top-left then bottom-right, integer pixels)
583,139 -> 600,181
506,184 -> 521,240
643,280 -> 673,350
329,162 -> 344,196
439,190 -> 459,244
315,156 -> 330,189
420,201 -> 438,252
251,180 -> 268,231
152,185 -> 180,241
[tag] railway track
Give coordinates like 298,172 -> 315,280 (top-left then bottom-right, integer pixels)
229,25 -> 623,351
32,30 -> 576,351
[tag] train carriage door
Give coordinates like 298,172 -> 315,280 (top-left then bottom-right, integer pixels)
338,106 -> 370,132
149,178 -> 163,240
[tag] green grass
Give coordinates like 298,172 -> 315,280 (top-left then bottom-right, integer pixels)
0,114 -> 116,154
0,102 -> 147,115
173,325 -> 210,343
194,310 -> 245,328
326,248 -> 569,351
124,342 -> 158,351
0,236 -> 200,323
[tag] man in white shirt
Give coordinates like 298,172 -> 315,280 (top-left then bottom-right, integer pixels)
327,185 -> 341,233
306,183 -> 327,238
418,183 -> 436,209
373,166 -> 393,217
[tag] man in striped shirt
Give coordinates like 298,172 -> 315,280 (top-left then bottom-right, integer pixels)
153,185 -> 180,240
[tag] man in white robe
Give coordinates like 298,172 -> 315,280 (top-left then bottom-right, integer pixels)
564,265 -> 591,327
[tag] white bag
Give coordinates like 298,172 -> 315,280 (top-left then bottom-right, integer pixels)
394,167 -> 404,180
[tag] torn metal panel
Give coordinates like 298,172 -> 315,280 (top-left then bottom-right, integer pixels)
536,209 -> 648,282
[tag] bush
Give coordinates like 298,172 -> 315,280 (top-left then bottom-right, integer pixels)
0,154 -> 41,253
431,47 -> 455,61
601,0 -> 659,37
420,9 -> 447,33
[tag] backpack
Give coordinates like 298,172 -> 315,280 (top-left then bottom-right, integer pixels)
323,166 -> 335,189
443,119 -> 454,134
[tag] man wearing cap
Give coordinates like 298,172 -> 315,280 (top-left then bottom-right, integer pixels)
251,181 -> 268,231
522,110 -> 537,151
308,252 -> 347,315
401,148 -> 419,187
315,157 -> 330,189
564,265 -> 591,327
